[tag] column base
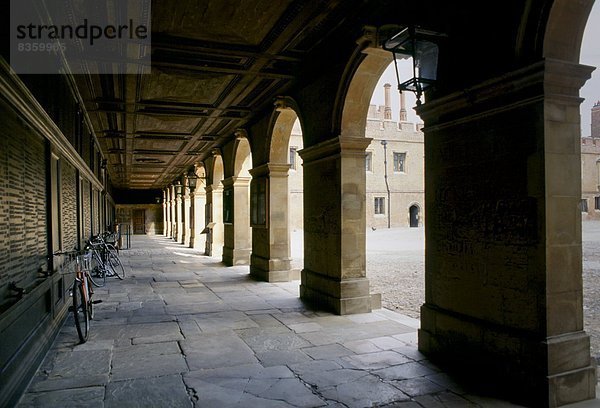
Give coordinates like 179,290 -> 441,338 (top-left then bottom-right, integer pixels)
250,253 -> 294,282
418,303 -> 597,407
299,268 -> 373,315
222,246 -> 251,266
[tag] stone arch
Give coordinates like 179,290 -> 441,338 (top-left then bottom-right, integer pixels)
206,153 -> 224,257
268,97 -> 305,164
543,0 -> 595,62
335,30 -> 394,139
233,135 -> 252,178
223,134 -> 253,266
249,99 -> 305,282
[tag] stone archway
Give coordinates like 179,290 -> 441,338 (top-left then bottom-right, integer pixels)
250,97 -> 303,282
222,132 -> 253,266
297,33 -> 394,314
205,152 -> 225,257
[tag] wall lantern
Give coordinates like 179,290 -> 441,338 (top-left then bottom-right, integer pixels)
187,169 -> 198,192
383,26 -> 445,106
174,180 -> 183,197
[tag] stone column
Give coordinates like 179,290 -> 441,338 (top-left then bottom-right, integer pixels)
222,176 -> 252,266
164,189 -> 170,237
417,60 -> 596,407
205,183 -> 224,257
188,186 -> 196,248
298,136 -> 373,315
176,187 -> 183,244
193,187 -> 206,250
170,185 -> 177,240
183,182 -> 191,246
250,163 -> 292,282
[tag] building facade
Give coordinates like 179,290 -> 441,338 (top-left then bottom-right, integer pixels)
288,84 -> 425,231
581,101 -> 600,219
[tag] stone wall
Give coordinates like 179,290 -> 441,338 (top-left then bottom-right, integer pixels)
116,204 -> 163,235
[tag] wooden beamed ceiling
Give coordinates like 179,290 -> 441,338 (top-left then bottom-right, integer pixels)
74,0 -> 354,190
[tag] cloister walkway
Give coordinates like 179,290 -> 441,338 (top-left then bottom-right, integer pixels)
16,236 -> 599,407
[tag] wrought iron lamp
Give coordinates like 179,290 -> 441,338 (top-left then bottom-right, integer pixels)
174,180 -> 183,197
187,169 -> 198,192
383,26 -> 445,106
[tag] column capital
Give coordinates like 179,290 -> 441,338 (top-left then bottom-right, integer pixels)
249,163 -> 291,177
299,136 -> 372,164
222,176 -> 251,188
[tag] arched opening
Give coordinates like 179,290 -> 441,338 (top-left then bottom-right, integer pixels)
250,102 -> 304,282
206,154 -> 224,257
409,204 -> 420,228
222,136 -> 252,266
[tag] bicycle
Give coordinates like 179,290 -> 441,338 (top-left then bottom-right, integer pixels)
54,250 -> 101,343
85,234 -> 125,286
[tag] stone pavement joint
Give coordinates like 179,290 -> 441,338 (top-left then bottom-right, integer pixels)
15,235 -> 596,407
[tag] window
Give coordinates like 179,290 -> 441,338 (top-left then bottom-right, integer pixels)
595,196 -> 600,210
393,152 -> 406,172
374,197 -> 385,215
581,198 -> 589,213
365,152 -> 372,172
289,147 -> 297,170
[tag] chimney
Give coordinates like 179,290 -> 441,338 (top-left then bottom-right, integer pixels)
383,83 -> 392,120
593,100 -> 600,138
399,90 -> 407,122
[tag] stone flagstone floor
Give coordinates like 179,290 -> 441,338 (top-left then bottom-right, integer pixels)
16,236 -> 600,407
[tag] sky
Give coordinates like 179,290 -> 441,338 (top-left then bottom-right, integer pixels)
371,3 -> 600,134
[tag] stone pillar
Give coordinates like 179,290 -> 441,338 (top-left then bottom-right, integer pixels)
222,176 -> 252,266
164,189 -> 170,237
188,188 -> 196,248
183,182 -> 191,246
176,187 -> 183,244
193,185 -> 207,250
298,136 -> 373,315
205,183 -> 224,257
170,185 -> 177,240
250,163 -> 292,282
417,60 -> 596,407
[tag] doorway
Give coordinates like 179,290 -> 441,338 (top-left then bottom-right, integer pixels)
409,205 -> 419,228
133,209 -> 145,234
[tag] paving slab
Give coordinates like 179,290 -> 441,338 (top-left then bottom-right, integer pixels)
105,374 -> 192,408
17,387 -> 105,408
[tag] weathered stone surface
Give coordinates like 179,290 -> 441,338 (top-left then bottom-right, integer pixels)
341,350 -> 411,370
372,362 -> 437,380
181,333 -> 258,369
320,374 -> 410,406
18,387 -> 105,408
105,375 -> 192,407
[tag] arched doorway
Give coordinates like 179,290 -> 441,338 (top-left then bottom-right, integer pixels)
409,204 -> 419,228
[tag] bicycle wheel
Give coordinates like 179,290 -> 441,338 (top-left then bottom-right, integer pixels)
88,251 -> 106,287
86,276 -> 95,320
106,242 -> 119,257
72,280 -> 90,343
108,251 -> 125,280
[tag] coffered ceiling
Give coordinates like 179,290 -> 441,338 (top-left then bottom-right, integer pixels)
74,0 -> 357,189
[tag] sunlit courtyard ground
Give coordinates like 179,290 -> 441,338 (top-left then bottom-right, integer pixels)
292,221 -> 600,360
